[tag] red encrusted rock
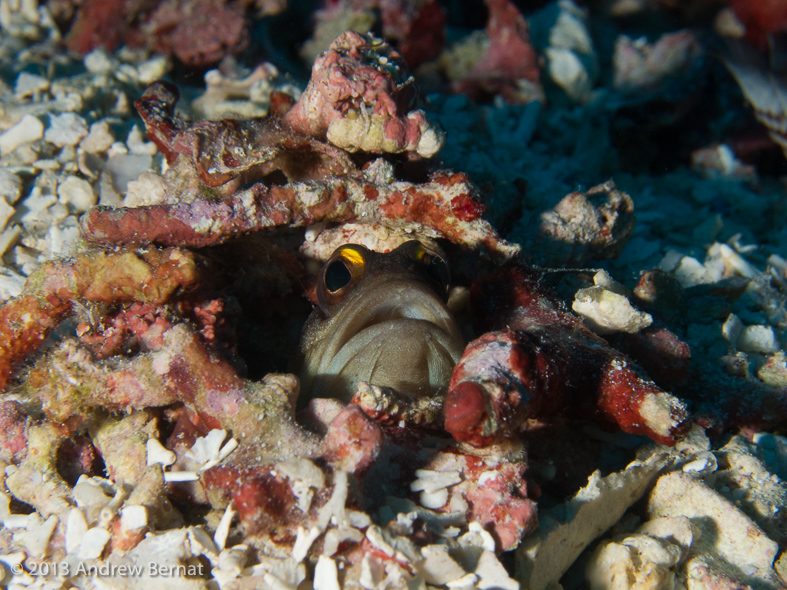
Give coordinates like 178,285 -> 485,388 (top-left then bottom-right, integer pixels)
451,0 -> 543,104
284,31 -> 444,158
0,248 -> 200,393
147,0 -> 249,67
81,166 -> 518,260
613,327 -> 692,386
323,404 -> 384,474
202,464 -> 297,533
464,461 -> 537,551
445,266 -> 691,447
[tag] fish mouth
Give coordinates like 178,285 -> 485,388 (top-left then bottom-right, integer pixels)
307,280 -> 465,402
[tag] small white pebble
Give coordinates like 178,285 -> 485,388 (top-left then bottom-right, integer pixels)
2,515 -> 30,529
136,56 -> 170,85
14,72 -> 49,98
314,556 -> 341,590
722,313 -> 743,346
65,508 -> 88,555
79,120 -> 115,154
410,469 -> 462,494
119,505 -> 147,530
84,49 -> 116,75
0,114 -> 44,155
77,527 -> 110,559
420,488 -> 449,509
45,112 -> 88,148
737,325 -> 780,354
573,286 -> 652,334
0,170 -> 22,205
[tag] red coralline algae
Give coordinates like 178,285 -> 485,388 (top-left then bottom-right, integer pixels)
0,248 -> 201,392
147,0 -> 248,67
452,0 -> 543,104
389,0 -> 446,68
444,267 -> 691,448
284,31 -> 444,157
202,464 -> 298,533
464,461 -> 536,551
64,0 -> 143,54
64,0 -> 256,67
322,404 -> 384,474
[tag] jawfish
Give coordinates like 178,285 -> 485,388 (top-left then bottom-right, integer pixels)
296,241 -> 465,404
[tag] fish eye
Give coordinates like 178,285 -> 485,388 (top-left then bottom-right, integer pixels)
318,245 -> 368,310
401,241 -> 450,298
324,259 -> 352,293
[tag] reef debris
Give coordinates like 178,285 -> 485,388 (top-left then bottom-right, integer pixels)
0,247 -> 201,391
444,266 -> 692,448
446,0 -> 543,104
79,42 -> 519,259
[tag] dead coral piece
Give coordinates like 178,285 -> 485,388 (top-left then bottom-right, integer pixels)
284,31 -> 445,158
5,422 -> 71,517
648,471 -> 783,589
445,266 -> 691,448
516,452 -> 672,590
586,518 -> 692,590
613,30 -> 701,93
0,247 -> 201,392
27,321 -> 320,461
146,0 -> 249,67
134,80 -> 353,182
81,159 -> 520,260
537,181 -> 635,266
450,0 -> 543,104
91,413 -> 158,487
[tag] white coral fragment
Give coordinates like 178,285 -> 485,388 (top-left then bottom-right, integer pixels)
419,544 -> 467,586
213,504 -> 236,552
146,438 -> 176,467
276,458 -> 324,513
65,508 -> 88,555
185,429 -> 238,473
15,514 -> 58,559
410,469 -> 462,494
573,284 -> 652,334
314,555 -> 341,590
77,526 -> 111,559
